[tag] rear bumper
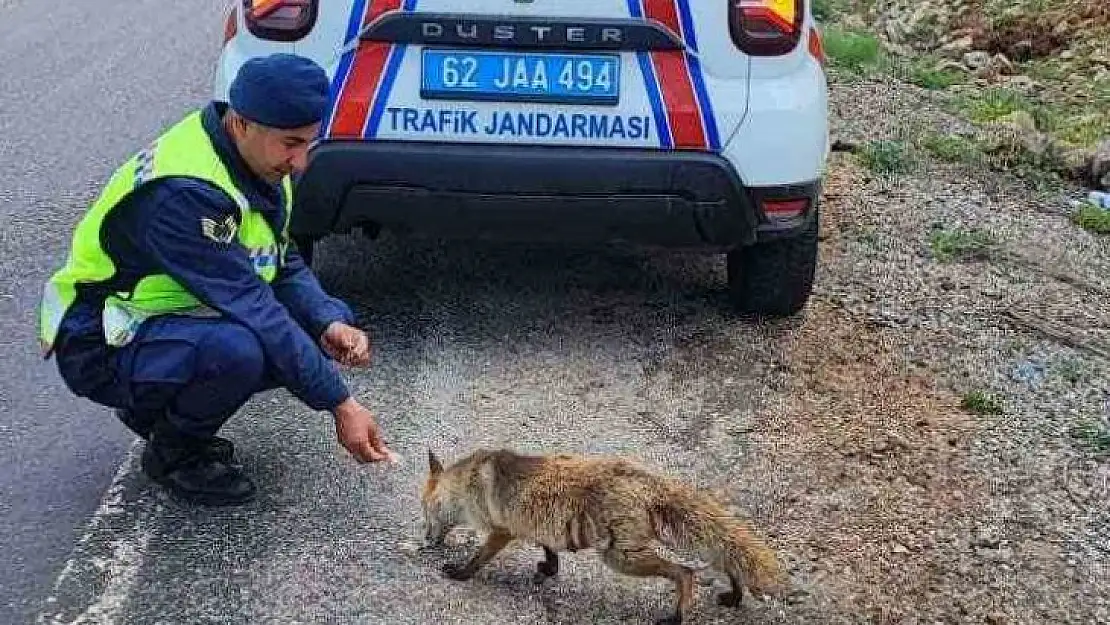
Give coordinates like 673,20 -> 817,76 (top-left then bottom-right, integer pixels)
290,140 -> 820,250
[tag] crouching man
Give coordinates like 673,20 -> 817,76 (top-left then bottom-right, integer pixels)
36,54 -> 397,506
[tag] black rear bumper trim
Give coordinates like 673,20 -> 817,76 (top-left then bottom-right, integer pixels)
291,140 -> 818,250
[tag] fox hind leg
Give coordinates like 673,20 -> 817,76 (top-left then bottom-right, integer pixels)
443,530 -> 513,581
716,568 -> 745,607
602,547 -> 694,625
533,546 -> 559,583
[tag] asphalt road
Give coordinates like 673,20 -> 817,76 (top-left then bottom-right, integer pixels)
2,3 -> 785,624
0,1 -> 231,622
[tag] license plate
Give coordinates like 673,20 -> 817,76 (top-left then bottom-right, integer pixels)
421,49 -> 620,105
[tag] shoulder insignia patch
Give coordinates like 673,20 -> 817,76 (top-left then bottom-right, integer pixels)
200,215 -> 238,244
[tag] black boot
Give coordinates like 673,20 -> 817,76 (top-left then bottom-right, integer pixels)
117,408 -> 237,465
141,419 -> 256,506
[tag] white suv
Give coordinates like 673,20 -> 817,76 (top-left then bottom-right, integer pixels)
214,0 -> 829,316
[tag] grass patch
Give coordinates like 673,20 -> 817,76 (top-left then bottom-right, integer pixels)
920,132 -> 982,164
1051,111 -> 1110,148
903,58 -> 967,90
1072,202 -> 1110,235
857,140 -> 913,174
1024,57 -> 1070,83
929,227 -> 998,262
955,85 -> 1107,148
960,88 -> 1033,123
1071,420 -> 1110,455
1052,357 -> 1091,385
822,25 -> 885,74
961,390 -> 1005,416
811,0 -> 837,22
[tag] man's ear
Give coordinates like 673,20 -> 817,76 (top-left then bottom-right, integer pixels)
428,448 -> 443,476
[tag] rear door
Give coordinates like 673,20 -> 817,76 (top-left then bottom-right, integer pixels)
313,0 -> 752,153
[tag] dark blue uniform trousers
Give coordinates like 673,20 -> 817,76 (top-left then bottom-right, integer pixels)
61,315 -> 277,440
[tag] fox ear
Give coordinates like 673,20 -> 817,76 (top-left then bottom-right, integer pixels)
428,448 -> 443,476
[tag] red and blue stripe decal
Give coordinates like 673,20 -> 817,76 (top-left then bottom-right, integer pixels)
324,0 -> 719,151
629,0 -> 721,151
322,0 -> 417,139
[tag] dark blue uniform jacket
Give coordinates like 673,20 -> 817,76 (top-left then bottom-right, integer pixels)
54,102 -> 353,412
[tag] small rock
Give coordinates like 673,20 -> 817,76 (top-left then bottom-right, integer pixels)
991,53 -> 1015,76
1011,360 -> 1046,387
1004,75 -> 1036,94
972,529 -> 1001,549
986,613 -> 1009,625
963,51 -> 992,71
888,432 -> 912,450
999,110 -> 1037,133
941,35 -> 975,56
1061,147 -> 1097,182
398,540 -> 423,555
1010,40 -> 1034,62
1092,139 -> 1110,190
978,547 -> 1013,563
892,543 -> 910,554
936,59 -> 970,75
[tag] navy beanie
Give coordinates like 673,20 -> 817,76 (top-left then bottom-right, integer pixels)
229,53 -> 331,129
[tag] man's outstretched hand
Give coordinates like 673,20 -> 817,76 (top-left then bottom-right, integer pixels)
333,397 -> 399,465
321,321 -> 370,367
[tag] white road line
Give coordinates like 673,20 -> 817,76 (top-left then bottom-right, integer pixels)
36,440 -> 161,625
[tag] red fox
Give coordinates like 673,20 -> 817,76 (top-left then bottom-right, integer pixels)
420,448 -> 789,624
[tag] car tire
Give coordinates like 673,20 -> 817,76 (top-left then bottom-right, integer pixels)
726,205 -> 819,317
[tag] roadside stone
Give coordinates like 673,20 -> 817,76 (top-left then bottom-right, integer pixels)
1059,147 -> 1096,184
1003,75 -> 1036,94
1009,40 -> 1034,62
999,110 -> 1037,134
397,540 -> 422,555
940,35 -> 975,57
991,53 -> 1015,76
964,51 -> 992,71
971,527 -> 1002,549
1092,139 -> 1110,190
978,547 -> 1014,563
936,59 -> 970,75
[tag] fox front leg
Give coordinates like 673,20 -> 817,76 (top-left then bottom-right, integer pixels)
443,530 -> 513,581
533,546 -> 559,583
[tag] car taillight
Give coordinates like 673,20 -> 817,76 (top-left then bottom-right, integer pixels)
729,0 -> 805,56
243,0 -> 317,42
762,198 -> 809,220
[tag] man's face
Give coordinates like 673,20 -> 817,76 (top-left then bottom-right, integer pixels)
229,113 -> 320,184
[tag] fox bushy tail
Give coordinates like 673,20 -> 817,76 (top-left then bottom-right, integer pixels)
649,489 -> 787,597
